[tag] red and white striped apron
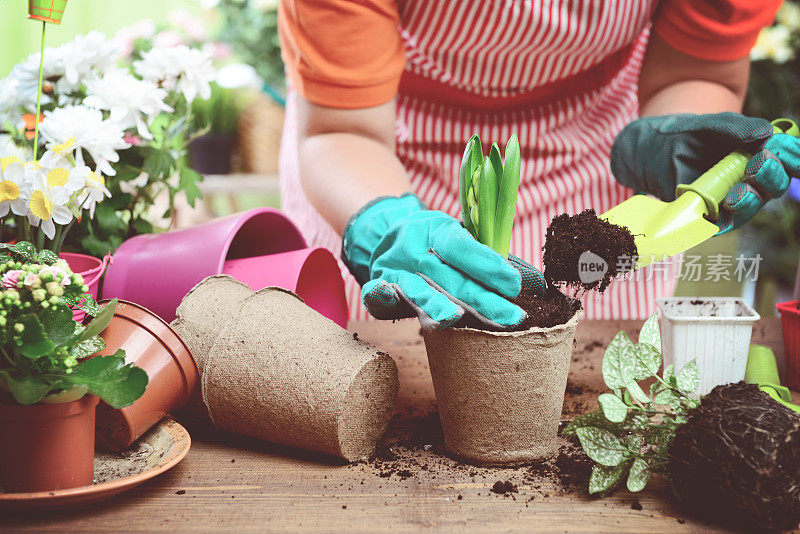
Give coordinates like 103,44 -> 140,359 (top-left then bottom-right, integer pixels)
280,0 -> 678,322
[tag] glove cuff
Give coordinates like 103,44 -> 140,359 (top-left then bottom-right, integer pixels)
341,193 -> 426,286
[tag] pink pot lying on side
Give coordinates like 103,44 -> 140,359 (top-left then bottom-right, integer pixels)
102,208 -> 348,325
223,247 -> 348,328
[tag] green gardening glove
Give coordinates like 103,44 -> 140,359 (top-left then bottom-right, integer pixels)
610,112 -> 800,233
342,194 -> 546,330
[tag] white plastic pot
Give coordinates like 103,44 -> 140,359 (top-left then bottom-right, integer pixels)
656,297 -> 760,395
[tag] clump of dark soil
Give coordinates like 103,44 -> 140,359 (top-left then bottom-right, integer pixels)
542,209 -> 637,292
669,382 -> 800,532
525,440 -> 593,492
513,287 -> 582,329
491,480 -> 518,494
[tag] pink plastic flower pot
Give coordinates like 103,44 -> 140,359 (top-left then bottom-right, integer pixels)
223,247 -> 348,328
101,208 -> 348,325
60,252 -> 109,322
776,300 -> 800,391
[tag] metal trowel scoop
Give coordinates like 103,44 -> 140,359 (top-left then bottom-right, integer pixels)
601,118 -> 800,269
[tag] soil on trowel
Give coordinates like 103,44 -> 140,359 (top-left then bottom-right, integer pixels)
543,209 -> 637,292
513,287 -> 582,329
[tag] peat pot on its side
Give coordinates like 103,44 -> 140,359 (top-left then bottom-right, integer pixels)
422,311 -> 582,466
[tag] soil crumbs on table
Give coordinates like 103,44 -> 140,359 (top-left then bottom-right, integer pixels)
357,411 -> 592,500
543,209 -> 637,292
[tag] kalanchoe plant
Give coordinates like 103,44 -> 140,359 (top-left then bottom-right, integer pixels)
0,253 -> 147,407
459,134 -> 521,258
562,313 -> 700,494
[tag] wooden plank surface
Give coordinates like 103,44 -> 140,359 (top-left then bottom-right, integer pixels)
4,318 -> 789,533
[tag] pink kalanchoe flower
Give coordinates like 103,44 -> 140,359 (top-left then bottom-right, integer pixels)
23,273 -> 42,289
2,270 -> 24,289
123,132 -> 144,146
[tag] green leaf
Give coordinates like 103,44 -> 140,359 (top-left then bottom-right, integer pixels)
625,379 -> 650,404
638,312 -> 661,350
78,294 -> 104,318
602,331 -> 636,389
68,334 -> 106,360
12,241 -> 38,261
598,393 -> 628,422
489,142 -> 504,190
625,434 -> 644,454
0,371 -> 52,405
95,205 -> 127,235
458,134 -> 482,237
133,217 -> 154,235
627,458 -> 651,492
40,305 -> 76,346
562,410 -> 648,437
37,249 -> 58,265
589,463 -> 626,494
663,364 -> 677,387
576,427 -> 629,467
493,134 -> 520,258
66,351 -> 148,408
70,299 -> 117,346
676,359 -> 700,392
643,426 -> 676,457
477,155 -> 498,248
143,147 -> 175,179
16,314 -> 55,359
179,167 -> 203,207
632,343 -> 662,380
654,389 -> 682,410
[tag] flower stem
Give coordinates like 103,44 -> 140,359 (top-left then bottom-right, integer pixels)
32,21 -> 46,161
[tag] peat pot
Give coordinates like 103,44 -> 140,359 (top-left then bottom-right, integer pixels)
0,395 -> 98,492
94,300 -> 199,452
422,311 -> 582,466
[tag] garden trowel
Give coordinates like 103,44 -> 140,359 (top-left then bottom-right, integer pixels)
601,118 -> 800,269
745,344 -> 800,414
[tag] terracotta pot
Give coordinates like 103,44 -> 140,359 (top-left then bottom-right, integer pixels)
0,395 -> 98,492
422,311 -> 582,466
94,300 -> 199,452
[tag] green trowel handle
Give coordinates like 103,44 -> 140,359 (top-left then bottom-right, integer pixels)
676,118 -> 800,221
746,345 -> 800,413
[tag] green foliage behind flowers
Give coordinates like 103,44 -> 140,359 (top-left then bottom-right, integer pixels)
562,313 -> 700,495
0,248 -> 147,407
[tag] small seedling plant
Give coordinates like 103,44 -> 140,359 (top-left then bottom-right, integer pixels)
562,313 -> 700,494
0,241 -> 147,407
459,134 -> 521,258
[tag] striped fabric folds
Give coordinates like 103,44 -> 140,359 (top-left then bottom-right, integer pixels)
280,0 -> 677,322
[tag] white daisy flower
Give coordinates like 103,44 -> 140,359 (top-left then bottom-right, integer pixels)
134,45 -> 214,104
57,31 -> 119,89
0,156 -> 30,217
39,106 -> 130,176
119,171 -> 149,195
34,156 -> 86,195
7,47 -> 66,109
0,77 -> 24,126
84,70 -> 173,140
0,135 -> 31,163
76,168 -> 111,218
38,137 -> 76,168
26,175 -> 73,240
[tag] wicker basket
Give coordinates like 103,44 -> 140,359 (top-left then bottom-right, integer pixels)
236,92 -> 285,175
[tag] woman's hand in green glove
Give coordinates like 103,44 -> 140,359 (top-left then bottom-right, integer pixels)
342,194 -> 546,330
610,112 -> 800,233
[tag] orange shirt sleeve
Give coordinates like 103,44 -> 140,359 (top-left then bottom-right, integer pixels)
278,0 -> 406,109
654,0 -> 783,61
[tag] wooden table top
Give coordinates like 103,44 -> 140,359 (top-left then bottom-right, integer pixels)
4,317 -> 791,533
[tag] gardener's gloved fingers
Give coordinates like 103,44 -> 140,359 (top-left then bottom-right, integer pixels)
718,182 -> 765,234
745,149 -> 791,199
417,258 -> 526,330
507,255 -> 547,296
654,113 -> 773,147
429,227 -> 521,299
361,279 -> 415,320
361,272 -> 464,330
764,133 -> 800,181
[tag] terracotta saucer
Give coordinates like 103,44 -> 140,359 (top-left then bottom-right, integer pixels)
0,418 -> 190,510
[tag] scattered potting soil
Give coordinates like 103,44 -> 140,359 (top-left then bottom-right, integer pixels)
513,287 -> 582,330
542,209 -> 637,292
524,440 -> 593,493
630,500 -> 643,511
491,480 -> 518,494
669,382 -> 800,532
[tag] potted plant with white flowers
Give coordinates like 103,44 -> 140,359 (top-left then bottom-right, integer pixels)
0,29 -> 215,262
